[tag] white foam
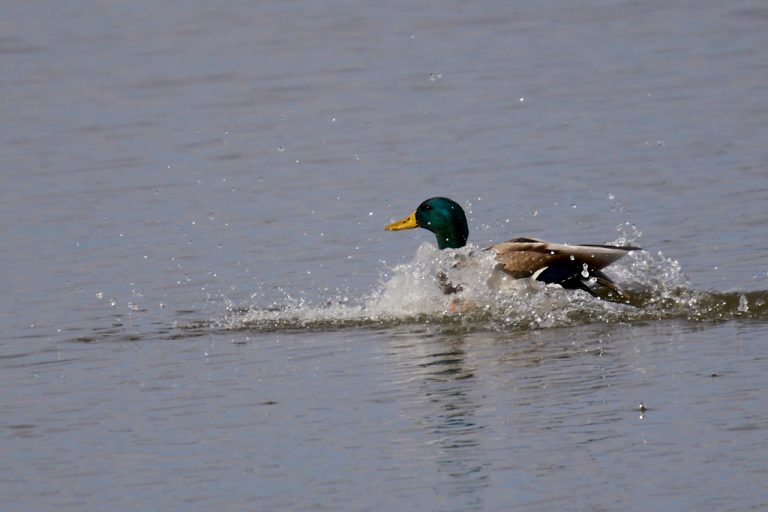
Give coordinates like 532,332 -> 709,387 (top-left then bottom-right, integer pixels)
218,239 -> 705,331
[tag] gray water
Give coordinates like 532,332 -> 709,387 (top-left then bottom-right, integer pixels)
2,1 -> 768,510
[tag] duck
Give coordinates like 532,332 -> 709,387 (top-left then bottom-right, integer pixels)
385,197 -> 640,300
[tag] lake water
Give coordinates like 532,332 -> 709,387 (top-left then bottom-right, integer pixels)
2,1 -> 768,510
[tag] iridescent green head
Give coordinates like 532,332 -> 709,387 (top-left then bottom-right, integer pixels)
385,197 -> 469,249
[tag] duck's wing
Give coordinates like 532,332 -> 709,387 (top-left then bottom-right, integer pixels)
489,237 -> 639,275
486,238 -> 565,278
487,237 -> 641,300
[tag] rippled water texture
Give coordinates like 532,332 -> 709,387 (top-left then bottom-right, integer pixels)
2,1 -> 768,510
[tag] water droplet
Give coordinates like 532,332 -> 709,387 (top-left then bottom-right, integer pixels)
95,292 -> 103,299
737,294 -> 749,313
519,97 -> 525,102
277,146 -> 285,152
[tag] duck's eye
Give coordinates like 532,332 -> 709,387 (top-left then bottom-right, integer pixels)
424,204 -> 432,211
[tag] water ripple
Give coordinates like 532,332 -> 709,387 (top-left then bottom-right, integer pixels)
215,243 -> 768,333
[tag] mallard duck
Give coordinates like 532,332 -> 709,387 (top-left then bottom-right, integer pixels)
385,197 -> 640,299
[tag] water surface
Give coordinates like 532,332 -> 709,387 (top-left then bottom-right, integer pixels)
2,1 -> 767,510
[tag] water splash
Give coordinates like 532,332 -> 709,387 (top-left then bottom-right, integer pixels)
216,243 -> 768,332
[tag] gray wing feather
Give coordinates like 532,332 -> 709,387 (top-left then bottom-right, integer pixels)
488,238 -> 639,276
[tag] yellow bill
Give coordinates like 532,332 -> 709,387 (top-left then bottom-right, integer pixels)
385,210 -> 419,231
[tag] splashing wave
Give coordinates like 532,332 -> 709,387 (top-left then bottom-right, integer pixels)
216,243 -> 768,332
